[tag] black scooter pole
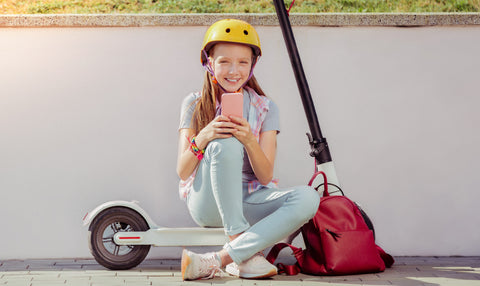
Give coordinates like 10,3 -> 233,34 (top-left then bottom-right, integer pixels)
272,0 -> 332,165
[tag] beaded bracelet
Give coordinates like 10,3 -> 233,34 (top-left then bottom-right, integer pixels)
190,136 -> 205,160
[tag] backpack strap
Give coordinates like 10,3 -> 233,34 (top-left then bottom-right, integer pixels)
266,242 -> 302,275
277,262 -> 301,275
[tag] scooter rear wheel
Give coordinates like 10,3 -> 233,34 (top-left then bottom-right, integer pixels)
88,207 -> 151,270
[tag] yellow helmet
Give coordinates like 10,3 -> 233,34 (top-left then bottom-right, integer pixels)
201,19 -> 262,65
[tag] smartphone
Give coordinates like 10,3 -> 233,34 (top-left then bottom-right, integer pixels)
221,93 -> 243,118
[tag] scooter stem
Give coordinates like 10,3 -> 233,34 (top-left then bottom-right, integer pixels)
273,0 -> 332,165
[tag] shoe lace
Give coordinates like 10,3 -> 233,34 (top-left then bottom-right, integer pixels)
251,251 -> 265,262
199,255 -> 224,279
256,251 -> 265,257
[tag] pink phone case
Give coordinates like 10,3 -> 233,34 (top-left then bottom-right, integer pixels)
221,93 -> 243,118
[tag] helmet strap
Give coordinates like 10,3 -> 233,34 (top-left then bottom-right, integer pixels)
202,49 -> 228,93
243,56 -> 259,87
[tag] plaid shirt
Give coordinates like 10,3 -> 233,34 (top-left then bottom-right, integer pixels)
244,87 -> 279,193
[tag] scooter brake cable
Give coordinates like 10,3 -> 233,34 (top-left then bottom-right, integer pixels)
287,0 -> 296,15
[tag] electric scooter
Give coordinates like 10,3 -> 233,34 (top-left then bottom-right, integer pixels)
83,0 -> 352,270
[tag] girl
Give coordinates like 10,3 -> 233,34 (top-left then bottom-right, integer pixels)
177,19 -> 320,280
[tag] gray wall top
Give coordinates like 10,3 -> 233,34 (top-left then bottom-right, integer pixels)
1,13 -> 480,27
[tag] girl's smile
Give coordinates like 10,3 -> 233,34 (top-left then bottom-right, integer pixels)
209,43 -> 253,93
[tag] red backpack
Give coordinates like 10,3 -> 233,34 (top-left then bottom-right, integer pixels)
267,171 -> 394,275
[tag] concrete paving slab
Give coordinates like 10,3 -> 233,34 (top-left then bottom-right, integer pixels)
0,257 -> 479,285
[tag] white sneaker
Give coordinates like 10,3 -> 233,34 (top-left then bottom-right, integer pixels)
181,249 -> 222,280
227,252 -> 277,279
225,262 -> 240,277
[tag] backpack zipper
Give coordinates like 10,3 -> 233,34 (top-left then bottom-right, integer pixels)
326,229 -> 342,241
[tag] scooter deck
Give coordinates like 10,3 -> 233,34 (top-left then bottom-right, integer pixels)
114,227 -> 227,247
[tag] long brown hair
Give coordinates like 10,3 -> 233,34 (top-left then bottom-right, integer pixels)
191,70 -> 266,135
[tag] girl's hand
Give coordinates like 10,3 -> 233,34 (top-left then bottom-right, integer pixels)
195,115 -> 237,149
229,116 -> 256,146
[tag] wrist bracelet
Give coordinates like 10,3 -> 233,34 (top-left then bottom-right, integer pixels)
190,136 -> 205,160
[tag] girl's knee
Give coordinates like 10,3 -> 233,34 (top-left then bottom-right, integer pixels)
292,186 -> 320,221
206,137 -> 243,161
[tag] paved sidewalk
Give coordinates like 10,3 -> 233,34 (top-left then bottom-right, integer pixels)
1,257 -> 479,286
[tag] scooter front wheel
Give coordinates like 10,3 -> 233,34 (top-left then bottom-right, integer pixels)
88,207 -> 151,270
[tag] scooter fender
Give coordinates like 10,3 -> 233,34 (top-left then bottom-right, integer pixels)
83,200 -> 158,229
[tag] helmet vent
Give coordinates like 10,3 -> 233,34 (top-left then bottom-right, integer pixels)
244,30 -> 249,35
225,28 -> 231,33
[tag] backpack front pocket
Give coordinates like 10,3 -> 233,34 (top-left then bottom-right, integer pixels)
320,229 -> 385,275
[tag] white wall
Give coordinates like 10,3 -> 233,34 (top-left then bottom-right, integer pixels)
1,25 -> 479,260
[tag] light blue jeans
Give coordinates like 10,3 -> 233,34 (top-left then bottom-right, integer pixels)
186,137 -> 320,264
